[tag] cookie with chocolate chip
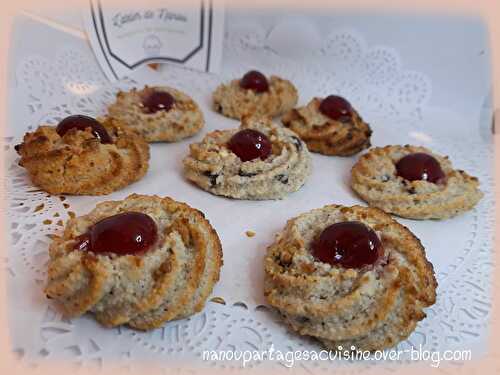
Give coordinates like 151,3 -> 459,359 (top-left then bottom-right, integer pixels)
213,70 -> 298,120
183,116 -> 311,200
15,115 -> 149,195
108,85 -> 204,142
45,194 -> 223,330
351,145 -> 483,219
282,95 -> 371,156
264,204 -> 436,351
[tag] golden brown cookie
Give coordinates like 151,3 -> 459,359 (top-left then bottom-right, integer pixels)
45,194 -> 223,330
351,145 -> 483,219
183,116 -> 311,200
15,115 -> 149,195
107,85 -> 204,142
282,96 -> 372,156
213,70 -> 298,120
264,204 -> 437,351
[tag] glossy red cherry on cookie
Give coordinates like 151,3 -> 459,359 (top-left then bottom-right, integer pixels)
75,212 -> 158,256
239,70 -> 269,93
227,129 -> 272,162
56,115 -> 112,144
142,90 -> 175,114
312,221 -> 382,269
395,152 -> 445,183
319,95 -> 352,122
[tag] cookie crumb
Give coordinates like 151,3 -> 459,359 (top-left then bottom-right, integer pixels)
245,230 -> 256,238
210,297 -> 226,305
34,203 -> 45,212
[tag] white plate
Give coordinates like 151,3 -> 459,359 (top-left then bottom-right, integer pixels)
4,12 -> 494,371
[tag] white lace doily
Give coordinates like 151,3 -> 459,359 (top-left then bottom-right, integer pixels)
4,19 -> 494,372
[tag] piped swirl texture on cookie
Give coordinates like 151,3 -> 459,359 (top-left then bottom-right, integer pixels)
108,86 -> 204,142
16,116 -> 149,195
45,194 -> 223,330
282,96 -> 372,156
264,204 -> 437,351
351,145 -> 483,219
213,71 -> 298,120
183,116 -> 312,200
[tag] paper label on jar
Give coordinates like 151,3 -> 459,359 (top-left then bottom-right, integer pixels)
83,0 -> 225,81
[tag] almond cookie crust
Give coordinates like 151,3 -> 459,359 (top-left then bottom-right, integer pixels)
282,97 -> 372,156
264,204 -> 437,351
15,118 -> 149,195
212,75 -> 298,120
45,194 -> 223,330
108,86 -> 204,142
183,116 -> 312,200
351,145 -> 483,219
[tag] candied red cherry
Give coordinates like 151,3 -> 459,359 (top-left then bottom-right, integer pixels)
319,95 -> 352,122
239,70 -> 269,93
56,115 -> 112,144
75,212 -> 158,256
312,221 -> 382,269
227,129 -> 272,162
142,90 -> 175,114
395,152 -> 445,183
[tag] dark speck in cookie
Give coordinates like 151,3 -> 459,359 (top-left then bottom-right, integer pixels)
296,316 -> 310,324
238,170 -> 258,178
276,174 -> 289,184
203,171 -> 219,187
291,136 -> 303,151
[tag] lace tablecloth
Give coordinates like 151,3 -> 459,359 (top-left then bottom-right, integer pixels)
3,15 -> 494,372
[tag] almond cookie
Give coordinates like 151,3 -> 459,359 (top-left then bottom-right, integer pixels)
264,204 -> 437,351
282,95 -> 372,156
45,194 -> 223,330
213,70 -> 298,120
351,145 -> 483,219
183,116 -> 311,200
107,85 -> 204,142
15,115 -> 149,195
